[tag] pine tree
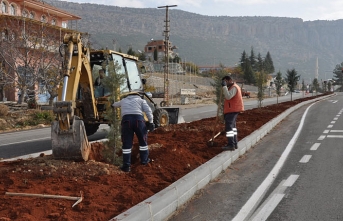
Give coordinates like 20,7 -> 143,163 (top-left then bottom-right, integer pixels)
243,59 -> 255,84
264,51 -> 275,74
333,63 -> 343,92
240,50 -> 247,72
257,53 -> 264,72
249,47 -> 256,72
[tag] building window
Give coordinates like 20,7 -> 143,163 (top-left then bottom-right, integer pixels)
41,15 -> 47,23
22,9 -> 28,17
62,22 -> 67,28
1,1 -> 8,13
51,18 -> 56,25
29,11 -> 35,19
9,4 -> 15,15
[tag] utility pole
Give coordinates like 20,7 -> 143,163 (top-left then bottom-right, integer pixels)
158,4 -> 177,106
112,39 -> 116,51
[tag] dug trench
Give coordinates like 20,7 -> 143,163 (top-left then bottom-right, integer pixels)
0,94 -> 329,221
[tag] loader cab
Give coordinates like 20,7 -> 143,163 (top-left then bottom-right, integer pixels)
90,50 -> 144,98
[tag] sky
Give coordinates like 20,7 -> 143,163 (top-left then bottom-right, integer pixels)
63,0 -> 343,21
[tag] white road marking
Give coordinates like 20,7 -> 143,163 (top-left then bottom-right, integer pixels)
318,135 -> 326,140
330,130 -> 343,133
323,130 -> 329,134
283,174 -> 299,187
232,102 -> 317,221
326,135 -> 343,138
299,155 -> 312,163
250,175 -> 299,221
251,194 -> 285,221
331,121 -> 336,124
327,125 -> 333,128
0,137 -> 50,147
334,118 -> 338,120
310,143 -> 320,151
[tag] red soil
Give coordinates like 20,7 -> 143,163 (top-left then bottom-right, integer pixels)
0,95 -> 326,221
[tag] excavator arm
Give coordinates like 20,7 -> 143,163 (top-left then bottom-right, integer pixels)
51,33 -> 97,161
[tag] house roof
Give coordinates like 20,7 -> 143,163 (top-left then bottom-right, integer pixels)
12,0 -> 81,20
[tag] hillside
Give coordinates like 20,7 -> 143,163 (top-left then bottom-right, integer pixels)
47,1 -> 343,81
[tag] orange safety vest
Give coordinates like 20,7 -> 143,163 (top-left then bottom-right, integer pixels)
223,83 -> 244,114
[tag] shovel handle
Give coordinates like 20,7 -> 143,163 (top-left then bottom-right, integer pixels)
208,132 -> 221,142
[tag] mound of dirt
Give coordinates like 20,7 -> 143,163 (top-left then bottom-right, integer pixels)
0,94 -> 328,221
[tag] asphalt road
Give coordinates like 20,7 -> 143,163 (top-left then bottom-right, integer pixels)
0,92 -> 306,160
168,93 -> 343,221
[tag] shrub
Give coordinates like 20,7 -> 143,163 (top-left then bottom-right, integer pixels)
0,104 -> 9,117
32,111 -> 54,124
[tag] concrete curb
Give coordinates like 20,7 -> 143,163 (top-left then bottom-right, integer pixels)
111,94 -> 333,221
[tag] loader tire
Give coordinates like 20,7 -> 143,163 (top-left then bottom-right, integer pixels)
153,108 -> 169,127
84,123 -> 100,136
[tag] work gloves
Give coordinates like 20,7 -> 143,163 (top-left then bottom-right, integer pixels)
221,80 -> 227,87
146,122 -> 155,132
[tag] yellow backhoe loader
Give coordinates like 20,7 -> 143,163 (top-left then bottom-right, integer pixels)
51,33 -> 180,161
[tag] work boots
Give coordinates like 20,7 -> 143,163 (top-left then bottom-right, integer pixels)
222,145 -> 235,151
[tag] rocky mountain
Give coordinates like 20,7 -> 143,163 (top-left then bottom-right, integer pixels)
46,0 -> 343,82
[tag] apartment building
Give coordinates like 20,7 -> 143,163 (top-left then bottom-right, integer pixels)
0,0 -> 80,102
144,39 -> 177,62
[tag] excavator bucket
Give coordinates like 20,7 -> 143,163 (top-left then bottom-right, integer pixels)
51,116 -> 91,161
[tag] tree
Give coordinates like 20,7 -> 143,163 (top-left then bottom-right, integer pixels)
256,53 -> 264,72
274,70 -> 285,104
243,59 -> 255,84
286,68 -> 300,101
240,50 -> 247,72
264,51 -> 275,74
0,59 -> 13,101
0,16 -> 64,104
333,63 -> 343,92
127,47 -> 135,56
138,52 -> 146,61
249,47 -> 256,72
101,55 -> 127,165
210,66 -> 228,122
256,70 -> 267,107
312,78 -> 320,95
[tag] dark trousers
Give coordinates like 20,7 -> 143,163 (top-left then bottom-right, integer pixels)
224,112 -> 239,146
121,114 -> 149,168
